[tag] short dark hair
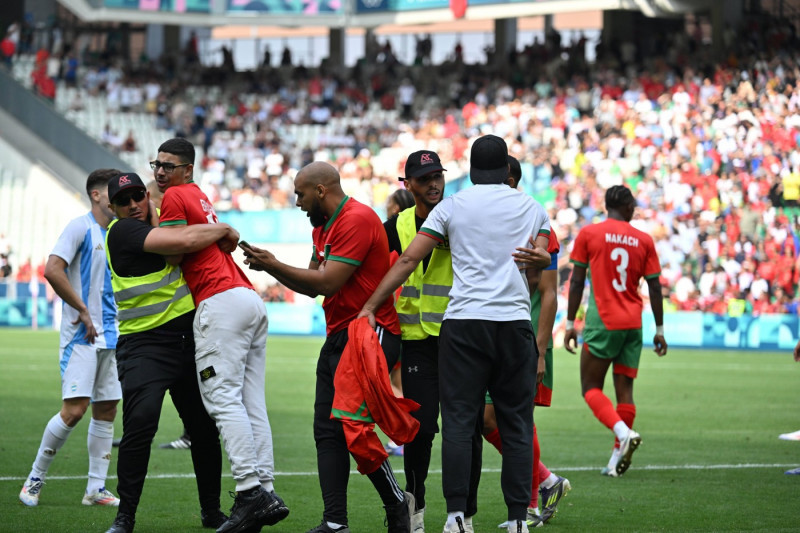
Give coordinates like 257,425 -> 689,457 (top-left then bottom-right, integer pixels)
605,185 -> 635,210
507,155 -> 521,183
86,168 -> 121,198
390,189 -> 415,211
158,138 -> 195,165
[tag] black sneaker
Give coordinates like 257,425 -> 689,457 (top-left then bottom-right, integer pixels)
384,491 -> 413,533
105,513 -> 135,533
305,521 -> 350,532
201,508 -> 228,528
216,487 -> 287,533
262,490 -> 290,526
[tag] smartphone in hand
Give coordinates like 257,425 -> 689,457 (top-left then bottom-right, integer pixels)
238,241 -> 253,257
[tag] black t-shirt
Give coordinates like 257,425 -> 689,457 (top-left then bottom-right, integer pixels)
383,213 -> 431,272
106,217 -> 195,332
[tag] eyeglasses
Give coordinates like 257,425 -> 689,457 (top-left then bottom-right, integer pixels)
112,189 -> 146,206
150,160 -> 190,173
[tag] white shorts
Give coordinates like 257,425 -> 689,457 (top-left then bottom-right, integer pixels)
60,345 -> 122,401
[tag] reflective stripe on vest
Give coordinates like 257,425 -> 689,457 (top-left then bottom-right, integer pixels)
395,207 -> 453,340
114,268 -> 181,303
117,283 -> 192,321
105,219 -> 195,335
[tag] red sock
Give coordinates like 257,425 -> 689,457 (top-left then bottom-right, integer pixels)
530,426 -> 540,509
538,460 -> 551,483
614,403 -> 636,448
584,388 -> 623,430
484,427 -> 502,453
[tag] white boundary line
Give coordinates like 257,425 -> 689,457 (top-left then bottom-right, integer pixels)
2,463 -> 797,482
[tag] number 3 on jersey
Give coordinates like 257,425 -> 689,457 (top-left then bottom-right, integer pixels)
610,247 -> 629,292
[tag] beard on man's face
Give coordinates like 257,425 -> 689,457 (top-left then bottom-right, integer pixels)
308,200 -> 326,227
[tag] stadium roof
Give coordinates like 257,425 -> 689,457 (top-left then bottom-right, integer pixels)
57,0 -> 713,29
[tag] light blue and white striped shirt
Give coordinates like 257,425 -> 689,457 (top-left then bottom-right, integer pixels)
50,212 -> 117,369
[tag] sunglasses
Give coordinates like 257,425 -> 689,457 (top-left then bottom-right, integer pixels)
113,189 -> 146,206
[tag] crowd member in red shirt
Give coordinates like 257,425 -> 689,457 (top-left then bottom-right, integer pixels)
156,138 -> 289,533
241,161 -> 412,533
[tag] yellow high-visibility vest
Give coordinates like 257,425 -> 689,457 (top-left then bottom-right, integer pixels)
105,219 -> 194,335
395,207 -> 453,339
727,298 -> 746,318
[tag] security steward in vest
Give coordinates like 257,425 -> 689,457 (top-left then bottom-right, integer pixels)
384,150 -> 462,532
103,172 -> 239,533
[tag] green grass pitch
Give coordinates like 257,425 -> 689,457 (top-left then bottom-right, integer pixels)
1,329 -> 798,532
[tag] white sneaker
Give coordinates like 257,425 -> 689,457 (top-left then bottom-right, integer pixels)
463,515 -> 474,533
601,446 -> 623,476
779,430 -> 800,441
411,506 -> 425,533
506,519 -> 529,533
82,487 -> 120,506
19,476 -> 44,506
615,430 -> 641,476
442,516 -> 466,533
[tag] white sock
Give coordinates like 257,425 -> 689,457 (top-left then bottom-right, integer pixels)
446,511 -> 465,526
540,473 -> 559,490
613,421 -> 630,441
31,413 -> 74,479
262,480 -> 274,492
326,522 -> 345,530
86,418 -> 114,493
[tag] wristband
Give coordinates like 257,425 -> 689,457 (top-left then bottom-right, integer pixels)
566,320 -> 575,330
656,325 -> 664,336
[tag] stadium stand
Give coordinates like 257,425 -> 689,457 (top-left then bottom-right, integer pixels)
2,2 -> 800,317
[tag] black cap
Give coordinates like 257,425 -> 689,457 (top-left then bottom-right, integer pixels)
507,155 -> 521,183
108,172 -> 146,203
470,135 -> 509,184
402,150 -> 446,180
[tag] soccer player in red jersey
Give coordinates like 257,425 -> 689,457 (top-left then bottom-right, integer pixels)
484,156 -> 570,528
241,162 -> 412,533
564,185 -> 668,477
155,138 -> 289,533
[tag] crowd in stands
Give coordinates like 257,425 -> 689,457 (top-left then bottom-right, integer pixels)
4,9 -> 800,318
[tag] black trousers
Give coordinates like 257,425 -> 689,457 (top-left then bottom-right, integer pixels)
115,330 -> 222,517
439,319 -> 536,521
313,326 -> 402,525
401,336 -> 440,510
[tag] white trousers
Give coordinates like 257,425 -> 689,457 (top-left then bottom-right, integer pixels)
194,287 -> 273,490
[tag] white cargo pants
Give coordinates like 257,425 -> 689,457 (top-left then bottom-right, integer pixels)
193,287 -> 274,491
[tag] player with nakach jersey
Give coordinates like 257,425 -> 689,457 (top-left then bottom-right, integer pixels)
564,185 -> 668,477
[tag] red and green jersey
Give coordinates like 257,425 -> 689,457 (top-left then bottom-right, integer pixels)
311,197 -> 401,336
531,233 -> 560,402
570,218 -> 660,330
159,181 -> 253,304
